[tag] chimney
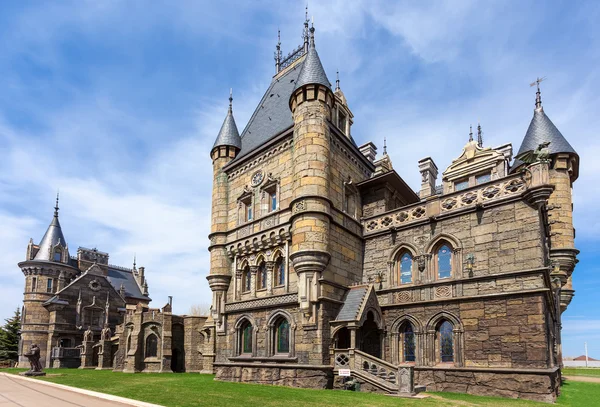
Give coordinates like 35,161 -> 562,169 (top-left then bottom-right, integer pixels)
358,142 -> 377,163
418,157 -> 438,199
168,296 -> 173,307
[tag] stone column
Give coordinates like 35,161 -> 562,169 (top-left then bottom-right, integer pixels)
249,266 -> 258,298
265,261 -> 274,295
206,275 -> 231,334
418,157 -> 438,199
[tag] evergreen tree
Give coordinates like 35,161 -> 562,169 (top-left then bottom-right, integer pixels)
0,308 -> 21,362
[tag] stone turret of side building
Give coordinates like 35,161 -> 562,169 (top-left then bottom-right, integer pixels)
207,92 -> 241,332
288,25 -> 335,326
514,84 -> 579,312
18,196 -> 80,368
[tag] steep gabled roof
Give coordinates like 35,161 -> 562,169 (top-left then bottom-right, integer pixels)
106,267 -> 150,301
230,58 -> 305,162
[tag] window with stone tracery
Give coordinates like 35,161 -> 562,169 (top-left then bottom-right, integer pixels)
436,244 -> 452,279
257,261 -> 267,290
274,256 -> 285,286
242,265 -> 251,292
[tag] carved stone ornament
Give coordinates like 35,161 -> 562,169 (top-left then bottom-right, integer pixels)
417,256 -> 426,272
293,200 -> 306,213
89,279 -> 101,292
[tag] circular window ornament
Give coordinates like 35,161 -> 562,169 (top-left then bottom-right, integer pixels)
251,170 -> 264,187
89,279 -> 101,292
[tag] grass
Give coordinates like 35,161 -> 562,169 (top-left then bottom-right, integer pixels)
1,368 -> 598,407
562,367 -> 600,377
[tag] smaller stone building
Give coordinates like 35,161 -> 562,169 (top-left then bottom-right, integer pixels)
112,299 -> 211,373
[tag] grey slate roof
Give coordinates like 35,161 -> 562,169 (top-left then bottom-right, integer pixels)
106,268 -> 149,300
212,105 -> 241,150
34,213 -> 67,261
232,58 -> 305,161
294,39 -> 331,90
513,107 -> 577,169
336,286 -> 368,321
42,296 -> 69,306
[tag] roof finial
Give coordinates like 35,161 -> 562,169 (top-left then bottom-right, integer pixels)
468,125 -> 473,142
335,70 -> 340,91
303,5 -> 310,52
530,76 -> 546,111
309,20 -> 315,48
54,191 -> 60,217
383,137 -> 387,155
477,122 -> 483,147
274,29 -> 282,72
133,253 -> 137,270
228,88 -> 233,112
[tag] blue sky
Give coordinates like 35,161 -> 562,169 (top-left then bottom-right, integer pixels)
0,1 -> 598,358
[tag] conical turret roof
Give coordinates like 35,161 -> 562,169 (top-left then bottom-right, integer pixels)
294,30 -> 331,90
212,95 -> 241,151
34,199 -> 68,261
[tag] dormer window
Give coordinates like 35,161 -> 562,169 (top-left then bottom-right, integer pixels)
454,179 -> 469,191
245,203 -> 253,221
338,110 -> 347,134
238,188 -> 254,224
476,173 -> 491,185
53,250 -> 62,262
270,191 -> 277,212
260,174 -> 279,216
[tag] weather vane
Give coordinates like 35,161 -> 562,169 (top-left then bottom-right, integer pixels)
530,76 -> 547,91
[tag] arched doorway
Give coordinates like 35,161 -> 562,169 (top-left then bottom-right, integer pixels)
334,327 -> 351,349
359,311 -> 381,358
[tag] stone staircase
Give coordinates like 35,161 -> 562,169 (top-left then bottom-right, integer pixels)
333,349 -> 418,395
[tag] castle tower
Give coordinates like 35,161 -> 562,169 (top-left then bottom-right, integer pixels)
207,92 -> 241,332
514,82 -> 579,312
288,26 -> 334,325
18,196 -> 79,367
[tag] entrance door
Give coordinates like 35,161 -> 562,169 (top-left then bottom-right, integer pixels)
359,311 -> 381,358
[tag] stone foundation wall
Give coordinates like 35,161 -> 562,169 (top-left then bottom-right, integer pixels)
414,367 -> 560,403
215,363 -> 333,388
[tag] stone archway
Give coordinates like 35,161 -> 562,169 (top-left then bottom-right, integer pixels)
358,311 -> 382,358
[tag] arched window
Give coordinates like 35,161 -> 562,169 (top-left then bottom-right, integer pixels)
399,252 -> 413,285
401,323 -> 416,362
275,318 -> 290,354
257,262 -> 267,290
274,256 -> 285,286
240,320 -> 253,355
242,265 -> 251,292
437,244 -> 452,279
439,320 -> 454,363
145,334 -> 158,358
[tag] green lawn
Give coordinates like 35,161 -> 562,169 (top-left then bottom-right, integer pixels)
562,367 -> 600,377
1,368 -> 597,407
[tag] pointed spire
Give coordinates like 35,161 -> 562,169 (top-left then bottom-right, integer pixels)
303,5 -> 310,52
335,70 -> 340,91
294,24 -> 331,90
34,194 -> 68,261
468,125 -> 473,142
531,76 -> 546,111
212,90 -> 241,152
133,254 -> 137,271
477,123 -> 483,147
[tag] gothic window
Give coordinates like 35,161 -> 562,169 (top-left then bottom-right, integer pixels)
436,244 -> 452,279
438,320 -> 454,363
257,262 -> 267,290
275,317 -> 290,354
401,323 -> 416,363
274,256 -> 285,286
31,277 -> 37,292
83,308 -> 102,328
398,252 -> 413,285
476,172 -> 491,185
46,278 -> 53,293
145,334 -> 158,358
455,179 -> 469,191
242,265 -> 251,292
241,320 -> 253,355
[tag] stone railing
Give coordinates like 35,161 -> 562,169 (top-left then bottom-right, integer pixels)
333,349 -> 414,394
364,203 -> 427,234
363,174 -> 527,236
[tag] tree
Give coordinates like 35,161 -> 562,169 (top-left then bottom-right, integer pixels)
188,304 -> 211,317
0,308 -> 21,362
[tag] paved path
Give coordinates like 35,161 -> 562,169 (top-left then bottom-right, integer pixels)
0,374 -> 157,407
564,375 -> 600,383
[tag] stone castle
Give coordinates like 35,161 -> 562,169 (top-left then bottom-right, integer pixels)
18,18 -> 578,403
